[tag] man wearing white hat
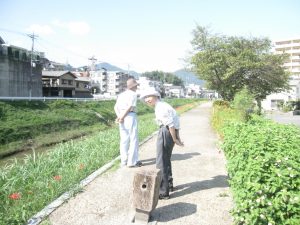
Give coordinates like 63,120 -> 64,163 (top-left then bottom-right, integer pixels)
114,78 -> 142,168
140,88 -> 184,199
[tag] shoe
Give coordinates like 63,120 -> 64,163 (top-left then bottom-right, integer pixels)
169,180 -> 174,192
159,194 -> 170,200
136,161 -> 142,167
128,161 -> 143,168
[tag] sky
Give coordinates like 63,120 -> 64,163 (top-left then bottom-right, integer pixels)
1,0 -> 300,73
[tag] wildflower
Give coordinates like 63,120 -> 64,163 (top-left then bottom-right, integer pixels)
256,198 -> 261,203
288,167 -> 292,170
268,202 -> 272,206
260,214 -> 265,219
268,223 -> 273,225
9,192 -> 21,200
290,174 -> 295,178
284,157 -> 288,160
276,159 -> 281,163
53,175 -> 62,181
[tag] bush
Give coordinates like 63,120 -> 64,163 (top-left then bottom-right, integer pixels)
232,89 -> 255,121
222,116 -> 300,225
213,100 -> 230,108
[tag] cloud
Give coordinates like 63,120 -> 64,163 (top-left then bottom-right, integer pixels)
52,20 -> 91,35
26,24 -> 54,35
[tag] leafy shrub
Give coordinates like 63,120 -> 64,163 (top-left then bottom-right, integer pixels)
213,100 -> 230,108
222,116 -> 300,225
233,89 -> 255,121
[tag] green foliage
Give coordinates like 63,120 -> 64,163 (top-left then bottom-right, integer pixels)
0,100 -> 160,157
233,89 -> 255,121
141,70 -> 184,86
213,100 -> 230,108
222,116 -> 300,225
211,104 -> 243,137
190,25 -> 290,102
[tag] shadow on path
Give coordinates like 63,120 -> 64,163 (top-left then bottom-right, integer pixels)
140,152 -> 201,166
172,175 -> 229,199
150,202 -> 197,222
171,152 -> 201,161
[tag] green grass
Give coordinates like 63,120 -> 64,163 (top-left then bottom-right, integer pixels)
0,98 -> 202,225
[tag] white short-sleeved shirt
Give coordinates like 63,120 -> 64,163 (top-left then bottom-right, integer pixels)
155,101 -> 180,129
114,90 -> 137,116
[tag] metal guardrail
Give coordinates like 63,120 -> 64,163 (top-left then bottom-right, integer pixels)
0,96 -> 116,101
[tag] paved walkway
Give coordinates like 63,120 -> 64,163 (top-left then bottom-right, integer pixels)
265,110 -> 300,127
48,102 -> 234,225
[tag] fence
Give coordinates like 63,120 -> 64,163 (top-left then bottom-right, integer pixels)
0,96 -> 116,101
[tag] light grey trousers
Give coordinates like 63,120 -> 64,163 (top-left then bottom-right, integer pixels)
119,112 -> 139,166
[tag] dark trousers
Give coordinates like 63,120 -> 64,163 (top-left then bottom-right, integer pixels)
156,126 -> 175,196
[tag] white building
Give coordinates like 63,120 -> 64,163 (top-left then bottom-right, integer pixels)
262,38 -> 300,110
106,71 -> 129,96
164,84 -> 185,98
89,69 -> 107,94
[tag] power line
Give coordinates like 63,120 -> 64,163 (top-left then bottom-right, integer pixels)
1,27 -> 89,63
0,27 -> 27,37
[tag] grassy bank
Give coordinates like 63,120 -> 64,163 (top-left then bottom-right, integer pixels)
0,98 -> 203,225
212,101 -> 300,225
0,99 -> 163,158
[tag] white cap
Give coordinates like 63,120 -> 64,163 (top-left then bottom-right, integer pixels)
139,88 -> 161,100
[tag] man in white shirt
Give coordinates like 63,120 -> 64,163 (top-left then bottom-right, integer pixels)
114,78 -> 142,168
140,89 -> 183,199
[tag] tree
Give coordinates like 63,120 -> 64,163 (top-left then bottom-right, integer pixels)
190,25 -> 290,110
142,70 -> 184,86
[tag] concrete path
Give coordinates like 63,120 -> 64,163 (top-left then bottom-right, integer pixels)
265,110 -> 300,127
49,102 -> 234,225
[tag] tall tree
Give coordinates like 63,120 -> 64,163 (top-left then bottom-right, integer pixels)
190,25 -> 290,108
141,70 -> 184,86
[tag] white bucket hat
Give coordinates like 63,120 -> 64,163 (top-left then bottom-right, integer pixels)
139,88 -> 161,100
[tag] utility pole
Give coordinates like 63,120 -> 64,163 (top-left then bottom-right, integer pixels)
27,33 -> 38,98
88,56 -> 97,71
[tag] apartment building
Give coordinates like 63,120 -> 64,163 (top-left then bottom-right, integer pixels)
275,38 -> 300,77
89,69 -> 108,94
261,38 -> 300,110
106,71 -> 129,96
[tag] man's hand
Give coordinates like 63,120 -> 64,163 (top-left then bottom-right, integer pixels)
115,117 -> 124,123
174,139 -> 184,146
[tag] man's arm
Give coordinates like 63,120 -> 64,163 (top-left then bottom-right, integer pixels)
169,126 -> 184,146
118,106 -> 134,123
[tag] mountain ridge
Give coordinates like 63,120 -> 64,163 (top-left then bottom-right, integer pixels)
76,62 -> 204,86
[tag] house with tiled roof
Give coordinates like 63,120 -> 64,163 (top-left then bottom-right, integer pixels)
42,71 -> 92,98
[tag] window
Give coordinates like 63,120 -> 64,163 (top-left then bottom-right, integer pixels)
62,79 -> 67,84
68,80 -> 73,85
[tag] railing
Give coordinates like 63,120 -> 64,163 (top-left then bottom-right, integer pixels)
0,96 -> 116,101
